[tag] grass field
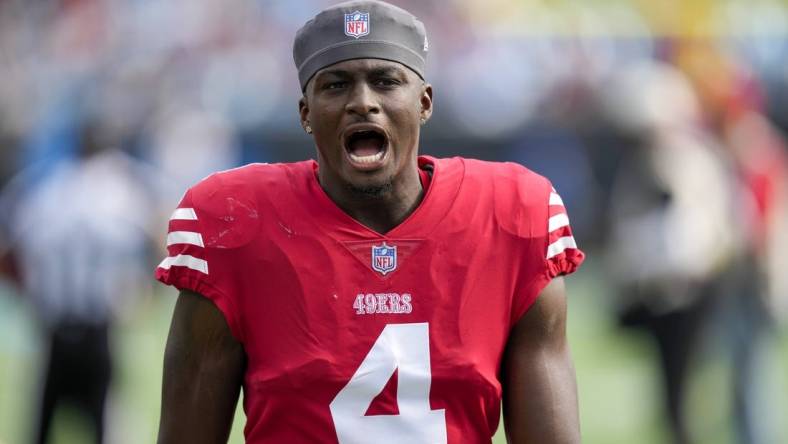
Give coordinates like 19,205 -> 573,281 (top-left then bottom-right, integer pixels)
2,259 -> 787,443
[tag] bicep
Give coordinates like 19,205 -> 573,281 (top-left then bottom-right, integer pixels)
502,277 -> 580,444
158,290 -> 246,444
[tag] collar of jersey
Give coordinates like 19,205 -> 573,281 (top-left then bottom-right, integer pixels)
295,155 -> 464,240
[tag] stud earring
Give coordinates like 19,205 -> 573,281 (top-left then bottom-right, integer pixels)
304,124 -> 313,134
420,117 -> 427,126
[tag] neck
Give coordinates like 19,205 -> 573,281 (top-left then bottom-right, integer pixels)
319,163 -> 424,234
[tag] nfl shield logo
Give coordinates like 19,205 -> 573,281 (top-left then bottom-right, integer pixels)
344,11 -> 370,39
371,242 -> 397,275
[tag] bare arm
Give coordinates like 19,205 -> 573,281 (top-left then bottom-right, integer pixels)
502,277 -> 580,444
158,290 -> 246,444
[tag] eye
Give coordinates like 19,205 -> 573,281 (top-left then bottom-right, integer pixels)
373,78 -> 399,88
324,81 -> 348,90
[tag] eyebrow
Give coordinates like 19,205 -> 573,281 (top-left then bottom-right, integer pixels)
368,66 -> 406,78
316,65 -> 407,81
316,69 -> 351,80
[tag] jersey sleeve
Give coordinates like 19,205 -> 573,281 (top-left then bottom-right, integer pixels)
154,187 -> 243,342
512,182 -> 585,324
543,186 -> 585,278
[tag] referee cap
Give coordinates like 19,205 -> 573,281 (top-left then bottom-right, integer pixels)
293,0 -> 429,91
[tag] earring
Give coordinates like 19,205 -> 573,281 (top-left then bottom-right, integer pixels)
304,124 -> 313,134
420,117 -> 427,126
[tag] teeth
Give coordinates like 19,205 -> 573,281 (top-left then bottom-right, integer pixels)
348,150 -> 385,164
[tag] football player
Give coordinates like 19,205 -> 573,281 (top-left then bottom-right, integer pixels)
156,1 -> 585,443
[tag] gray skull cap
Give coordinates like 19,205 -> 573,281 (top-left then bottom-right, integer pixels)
293,0 -> 428,91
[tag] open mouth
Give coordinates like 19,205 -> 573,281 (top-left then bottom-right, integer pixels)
343,128 -> 388,168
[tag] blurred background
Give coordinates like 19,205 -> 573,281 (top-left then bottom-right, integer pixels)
1,0 -> 787,443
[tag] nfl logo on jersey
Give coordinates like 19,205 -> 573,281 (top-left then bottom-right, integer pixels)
371,242 -> 397,275
344,11 -> 370,38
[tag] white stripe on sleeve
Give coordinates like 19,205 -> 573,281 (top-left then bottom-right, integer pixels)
546,236 -> 577,260
170,208 -> 198,221
158,254 -> 209,274
167,231 -> 204,247
549,192 -> 564,206
548,213 -> 570,233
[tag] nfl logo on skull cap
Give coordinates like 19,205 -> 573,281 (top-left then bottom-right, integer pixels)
371,242 -> 397,275
344,11 -> 370,38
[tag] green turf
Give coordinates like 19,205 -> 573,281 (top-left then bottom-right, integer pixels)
2,261 -> 787,443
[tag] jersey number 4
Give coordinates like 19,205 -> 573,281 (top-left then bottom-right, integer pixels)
330,323 -> 447,444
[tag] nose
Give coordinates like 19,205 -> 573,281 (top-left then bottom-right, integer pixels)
344,82 -> 380,117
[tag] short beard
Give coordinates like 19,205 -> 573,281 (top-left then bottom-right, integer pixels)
344,179 -> 393,200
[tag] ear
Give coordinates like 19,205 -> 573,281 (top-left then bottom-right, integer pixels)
419,83 -> 433,122
298,95 -> 309,129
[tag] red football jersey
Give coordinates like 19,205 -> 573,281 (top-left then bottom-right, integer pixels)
156,156 -> 584,443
